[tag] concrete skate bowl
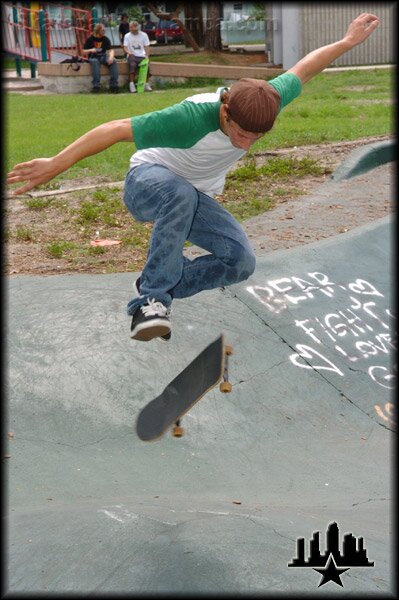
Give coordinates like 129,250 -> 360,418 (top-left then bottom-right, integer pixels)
7,214 -> 394,594
6,141 -> 395,594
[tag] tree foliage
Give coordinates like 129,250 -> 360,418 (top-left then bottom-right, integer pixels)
249,3 -> 266,21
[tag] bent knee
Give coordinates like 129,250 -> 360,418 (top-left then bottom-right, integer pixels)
228,240 -> 256,280
240,249 -> 256,280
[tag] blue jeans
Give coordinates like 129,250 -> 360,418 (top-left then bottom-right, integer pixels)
89,56 -> 119,88
123,164 -> 256,315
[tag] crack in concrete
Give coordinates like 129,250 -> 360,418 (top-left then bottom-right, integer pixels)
272,528 -> 297,543
352,497 -> 389,507
15,432 -> 134,449
231,359 -> 288,387
223,289 -> 389,429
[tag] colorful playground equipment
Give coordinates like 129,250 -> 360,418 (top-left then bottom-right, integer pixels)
1,2 -> 97,75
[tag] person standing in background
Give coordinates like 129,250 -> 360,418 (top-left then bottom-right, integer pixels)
118,14 -> 129,48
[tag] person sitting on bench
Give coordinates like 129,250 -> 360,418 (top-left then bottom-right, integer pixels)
123,20 -> 152,93
83,23 -> 119,93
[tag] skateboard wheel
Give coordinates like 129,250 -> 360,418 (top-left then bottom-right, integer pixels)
172,425 -> 184,437
225,345 -> 233,356
220,381 -> 232,393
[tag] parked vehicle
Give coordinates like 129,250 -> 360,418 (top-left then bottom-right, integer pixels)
141,20 -> 156,41
155,19 -> 184,44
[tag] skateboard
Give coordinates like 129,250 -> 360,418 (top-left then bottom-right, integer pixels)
136,58 -> 149,93
136,334 -> 233,441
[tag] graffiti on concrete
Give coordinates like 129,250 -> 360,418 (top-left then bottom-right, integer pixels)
247,272 -> 396,426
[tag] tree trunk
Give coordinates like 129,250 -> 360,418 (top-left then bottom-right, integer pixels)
204,1 -> 222,53
183,3 -> 204,48
173,17 -> 201,52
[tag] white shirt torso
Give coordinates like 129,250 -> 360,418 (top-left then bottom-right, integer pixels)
123,31 -> 149,57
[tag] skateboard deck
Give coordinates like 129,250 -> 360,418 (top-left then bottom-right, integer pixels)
136,58 -> 149,93
136,334 -> 232,441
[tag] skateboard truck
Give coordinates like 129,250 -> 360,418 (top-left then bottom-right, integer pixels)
219,344 -> 233,393
172,419 -> 184,437
172,343 -> 233,438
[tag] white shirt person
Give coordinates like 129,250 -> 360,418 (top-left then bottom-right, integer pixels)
123,21 -> 152,93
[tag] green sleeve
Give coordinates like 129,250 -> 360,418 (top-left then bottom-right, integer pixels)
269,72 -> 302,111
131,100 -> 220,150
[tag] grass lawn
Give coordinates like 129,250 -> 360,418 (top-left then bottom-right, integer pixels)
3,57 -> 32,69
5,68 -> 393,188
256,68 -> 394,150
5,67 -> 393,274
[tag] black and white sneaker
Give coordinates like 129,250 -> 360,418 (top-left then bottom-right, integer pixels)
130,298 -> 171,342
132,277 -> 171,341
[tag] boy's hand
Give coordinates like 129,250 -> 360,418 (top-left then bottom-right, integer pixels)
7,157 -> 60,196
7,119 -> 133,196
343,13 -> 380,48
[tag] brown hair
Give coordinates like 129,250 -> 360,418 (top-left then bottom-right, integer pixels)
93,23 -> 105,36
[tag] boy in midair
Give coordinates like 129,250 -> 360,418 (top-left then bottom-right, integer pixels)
7,13 -> 380,342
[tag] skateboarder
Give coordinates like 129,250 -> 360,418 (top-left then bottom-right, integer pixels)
123,20 -> 152,93
7,13 -> 380,342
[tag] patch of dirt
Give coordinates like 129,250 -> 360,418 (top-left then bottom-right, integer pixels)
251,135 -> 390,166
4,135 -> 392,277
220,51 -> 270,66
157,50 -> 270,66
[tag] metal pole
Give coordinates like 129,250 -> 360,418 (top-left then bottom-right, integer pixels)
12,4 -> 21,76
91,7 -> 98,27
38,9 -> 48,61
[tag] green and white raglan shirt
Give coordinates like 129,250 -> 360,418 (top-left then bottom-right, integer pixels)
130,72 -> 302,198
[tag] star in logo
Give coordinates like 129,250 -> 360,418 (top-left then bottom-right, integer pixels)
313,554 -> 349,587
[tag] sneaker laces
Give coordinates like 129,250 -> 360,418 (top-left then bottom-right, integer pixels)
141,298 -> 169,317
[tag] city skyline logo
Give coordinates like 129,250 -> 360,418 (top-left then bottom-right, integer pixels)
288,521 -> 374,587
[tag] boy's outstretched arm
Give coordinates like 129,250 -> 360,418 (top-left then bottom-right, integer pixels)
288,13 -> 380,84
7,118 -> 133,196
